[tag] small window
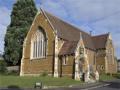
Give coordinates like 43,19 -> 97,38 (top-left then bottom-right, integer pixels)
79,47 -> 84,54
63,56 -> 68,65
101,65 -> 104,70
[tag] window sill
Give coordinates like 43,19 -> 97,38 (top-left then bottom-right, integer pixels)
30,57 -> 46,60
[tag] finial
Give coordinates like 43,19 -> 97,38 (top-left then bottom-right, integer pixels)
39,0 -> 44,11
80,32 -> 82,40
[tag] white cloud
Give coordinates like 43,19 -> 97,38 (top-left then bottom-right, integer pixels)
36,0 -> 120,58
36,0 -> 69,20
0,7 -> 11,26
0,6 -> 11,53
1,0 -> 120,58
60,0 -> 120,23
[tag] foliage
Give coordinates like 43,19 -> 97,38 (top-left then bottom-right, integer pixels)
99,74 -> 116,81
4,0 -> 37,65
112,73 -> 120,79
6,70 -> 19,76
40,71 -> 48,77
0,60 -> 7,74
0,75 -> 81,88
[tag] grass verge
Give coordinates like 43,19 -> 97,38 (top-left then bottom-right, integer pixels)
99,73 -> 117,81
0,75 -> 82,88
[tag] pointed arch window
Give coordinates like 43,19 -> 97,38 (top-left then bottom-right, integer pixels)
31,27 -> 47,59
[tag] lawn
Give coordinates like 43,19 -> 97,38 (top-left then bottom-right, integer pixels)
0,75 -> 82,88
99,73 -> 120,81
112,73 -> 120,79
0,73 -> 119,88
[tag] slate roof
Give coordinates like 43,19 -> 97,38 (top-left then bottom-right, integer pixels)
59,41 -> 78,55
92,34 -> 109,50
43,10 -> 109,55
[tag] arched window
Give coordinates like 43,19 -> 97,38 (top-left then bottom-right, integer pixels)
31,27 -> 47,59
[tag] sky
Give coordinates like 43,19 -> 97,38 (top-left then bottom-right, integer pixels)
0,0 -> 120,58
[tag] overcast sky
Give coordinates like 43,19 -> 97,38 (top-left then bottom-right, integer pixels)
0,0 -> 120,58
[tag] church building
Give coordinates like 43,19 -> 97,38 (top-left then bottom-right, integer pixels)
20,9 -> 117,81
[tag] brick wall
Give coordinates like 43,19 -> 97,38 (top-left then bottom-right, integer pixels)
21,12 -> 55,75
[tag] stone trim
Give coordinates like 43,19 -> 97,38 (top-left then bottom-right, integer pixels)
20,12 -> 41,76
40,8 -> 57,36
61,74 -> 73,76
20,73 -> 52,76
54,36 -> 59,77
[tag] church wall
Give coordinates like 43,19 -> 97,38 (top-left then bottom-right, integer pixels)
20,10 -> 117,80
105,38 -> 117,74
58,55 -> 75,78
95,35 -> 117,74
58,39 -> 64,51
96,49 -> 117,74
86,49 -> 96,72
21,12 -> 55,76
96,52 -> 106,74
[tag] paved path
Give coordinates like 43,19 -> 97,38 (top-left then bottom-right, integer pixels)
89,79 -> 120,90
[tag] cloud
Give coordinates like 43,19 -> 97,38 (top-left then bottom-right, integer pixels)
0,7 -> 11,26
0,0 -> 16,9
35,0 -> 120,58
59,0 -> 120,23
0,25 -> 6,53
88,11 -> 120,58
0,0 -> 120,58
0,6 -> 11,53
36,0 -> 69,20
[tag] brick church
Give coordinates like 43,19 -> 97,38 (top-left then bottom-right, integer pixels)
20,8 -> 117,81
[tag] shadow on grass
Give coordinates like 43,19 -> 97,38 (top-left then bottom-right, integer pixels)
4,85 -> 22,90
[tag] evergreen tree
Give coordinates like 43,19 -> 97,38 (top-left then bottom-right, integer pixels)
4,0 -> 37,65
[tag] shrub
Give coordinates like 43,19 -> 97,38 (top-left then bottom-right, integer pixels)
0,60 -> 7,74
40,71 -> 48,77
106,73 -> 110,76
112,73 -> 120,79
6,70 -> 19,76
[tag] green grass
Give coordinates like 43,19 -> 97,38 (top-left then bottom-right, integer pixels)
0,75 -> 82,88
99,74 -> 116,81
1,73 -> 119,88
112,73 -> 120,79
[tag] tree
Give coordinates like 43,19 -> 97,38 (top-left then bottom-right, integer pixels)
4,0 -> 37,65
0,60 -> 7,74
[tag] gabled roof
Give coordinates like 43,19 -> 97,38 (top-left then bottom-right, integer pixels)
92,33 -> 109,50
59,41 -> 78,55
44,11 -> 95,50
40,9 -> 109,55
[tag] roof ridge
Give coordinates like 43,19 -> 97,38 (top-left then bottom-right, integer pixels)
40,9 -> 108,50
92,33 -> 109,38
44,10 -> 91,36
